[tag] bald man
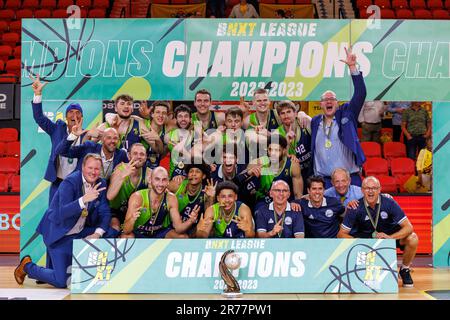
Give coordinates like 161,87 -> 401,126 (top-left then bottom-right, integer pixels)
256,180 -> 305,238
55,127 -> 128,181
122,167 -> 198,239
338,176 -> 418,287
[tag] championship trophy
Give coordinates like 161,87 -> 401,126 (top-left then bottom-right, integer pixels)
219,249 -> 242,298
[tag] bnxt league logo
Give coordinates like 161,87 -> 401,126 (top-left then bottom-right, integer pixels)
357,251 -> 382,290
88,251 -> 113,284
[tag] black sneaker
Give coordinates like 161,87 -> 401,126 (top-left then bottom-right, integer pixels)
399,267 -> 414,287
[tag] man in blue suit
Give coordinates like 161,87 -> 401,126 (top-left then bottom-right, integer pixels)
55,126 -> 128,181
14,153 -> 119,288
30,74 -> 86,204
310,47 -> 367,189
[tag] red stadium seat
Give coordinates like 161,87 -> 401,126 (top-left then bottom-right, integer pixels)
375,0 -> 391,8
383,141 -> 407,159
76,0 -> 92,8
363,157 -> 389,176
357,0 -> 373,9
381,8 -> 396,17
0,45 -> 12,61
92,0 -> 109,9
13,46 -> 20,59
1,33 -> 20,47
396,8 -> 414,18
410,0 -> 427,9
0,73 -> 17,83
0,157 -> 20,175
294,0 -> 311,3
0,128 -> 18,142
392,0 -> 409,9
22,0 -> 40,9
88,8 -> 106,17
0,60 -> 4,72
0,10 -> 16,21
277,0 -> 295,3
380,127 -> 393,140
5,59 -> 21,77
390,157 -> 415,176
445,0 -> 450,8
0,21 -> 8,35
0,142 -> 6,156
377,175 -> 398,193
432,8 -> 450,18
11,174 -> 20,192
34,9 -> 52,18
52,9 -> 70,18
414,8 -> 433,18
16,9 -> 34,19
5,141 -> 20,158
4,0 -> 21,10
260,0 -> 277,3
58,0 -> 75,9
428,0 -> 444,9
40,0 -> 57,10
0,174 -> 9,192
9,21 -> 22,34
361,141 -> 382,158
395,174 -> 413,192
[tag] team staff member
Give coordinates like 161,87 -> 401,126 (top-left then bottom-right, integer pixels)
14,154 -> 119,288
337,176 -> 418,287
30,74 -> 86,204
256,180 -> 305,238
300,175 -> 345,238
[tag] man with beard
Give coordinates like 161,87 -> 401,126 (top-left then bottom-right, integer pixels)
196,181 -> 255,238
122,167 -> 198,238
55,126 -> 128,181
166,105 -> 195,182
276,100 -> 312,191
29,74 -> 87,204
94,94 -> 148,152
311,46 -> 367,188
253,135 -> 303,207
256,180 -> 305,238
338,176 -> 418,287
299,175 -> 345,238
107,143 -> 149,232
14,154 -> 118,288
172,163 -> 215,237
142,101 -> 169,169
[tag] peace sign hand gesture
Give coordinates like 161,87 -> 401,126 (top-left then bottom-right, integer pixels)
121,159 -> 137,179
232,215 -> 252,233
71,118 -> 87,137
188,205 -> 200,224
203,179 -> 217,199
82,182 -> 106,204
272,218 -> 283,236
29,74 -> 48,95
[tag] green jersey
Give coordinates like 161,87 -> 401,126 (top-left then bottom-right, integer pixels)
211,201 -> 245,238
109,164 -> 147,211
134,189 -> 171,237
167,128 -> 194,177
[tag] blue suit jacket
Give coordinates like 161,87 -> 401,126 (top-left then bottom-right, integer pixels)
32,101 -> 86,183
54,139 -> 129,172
311,73 -> 367,168
36,170 -> 112,247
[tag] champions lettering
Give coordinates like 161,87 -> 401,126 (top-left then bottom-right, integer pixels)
22,40 -> 153,78
165,251 -> 306,278
163,40 -> 373,78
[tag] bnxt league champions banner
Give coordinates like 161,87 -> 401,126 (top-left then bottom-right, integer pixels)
20,19 -> 449,272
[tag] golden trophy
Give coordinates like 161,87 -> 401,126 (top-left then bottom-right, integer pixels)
219,249 -> 242,298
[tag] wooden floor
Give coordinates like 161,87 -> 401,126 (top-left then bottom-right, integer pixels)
0,266 -> 449,300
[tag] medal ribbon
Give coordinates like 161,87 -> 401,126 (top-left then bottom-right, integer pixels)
364,196 -> 381,236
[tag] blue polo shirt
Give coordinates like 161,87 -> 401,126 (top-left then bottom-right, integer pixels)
300,196 -> 345,238
342,195 -> 407,238
324,185 -> 363,207
255,202 -> 304,238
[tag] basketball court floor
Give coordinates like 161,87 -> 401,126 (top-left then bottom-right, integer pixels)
0,254 -> 448,300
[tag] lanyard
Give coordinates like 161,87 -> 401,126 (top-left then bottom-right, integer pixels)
148,191 -> 165,227
322,116 -> 333,148
364,197 -> 381,238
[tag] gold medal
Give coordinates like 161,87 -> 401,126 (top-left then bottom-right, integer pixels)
325,139 -> 332,148
178,161 -> 185,169
81,208 -> 88,218
150,155 -> 157,163
372,231 -> 377,238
